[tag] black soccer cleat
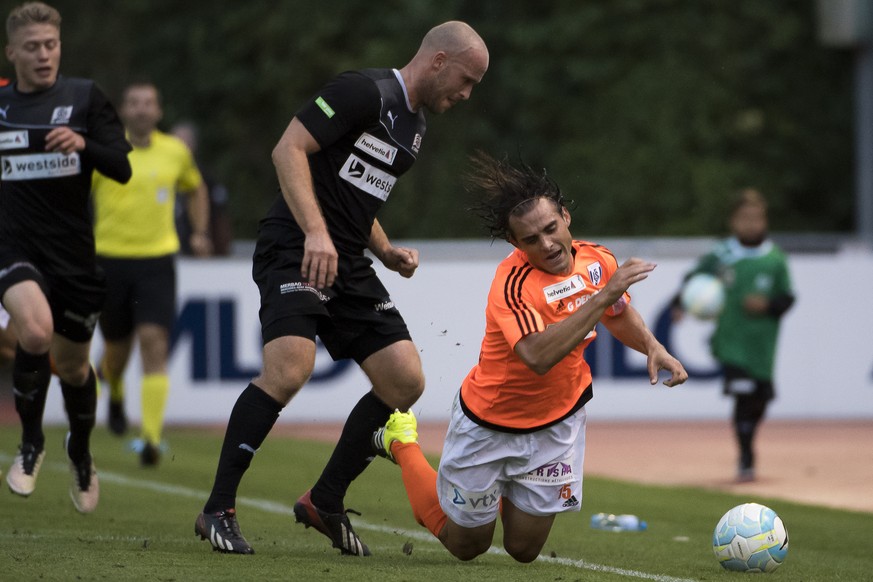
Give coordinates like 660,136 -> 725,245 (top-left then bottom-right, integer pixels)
108,400 -> 128,436
195,508 -> 255,554
293,489 -> 371,556
140,442 -> 160,467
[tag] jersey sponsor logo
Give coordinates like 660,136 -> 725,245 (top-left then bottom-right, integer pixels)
517,460 -> 574,485
338,154 -> 397,201
50,105 -> 73,124
315,96 -> 335,119
1,152 -> 81,180
450,485 -> 500,511
543,274 -> 586,303
354,133 -> 397,165
587,261 -> 603,285
0,130 -> 28,150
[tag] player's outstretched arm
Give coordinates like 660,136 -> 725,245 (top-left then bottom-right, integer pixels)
603,304 -> 688,387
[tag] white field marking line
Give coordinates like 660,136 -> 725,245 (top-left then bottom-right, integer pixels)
0,453 -> 697,582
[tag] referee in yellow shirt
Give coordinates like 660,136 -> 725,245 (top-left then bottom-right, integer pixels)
92,81 -> 211,466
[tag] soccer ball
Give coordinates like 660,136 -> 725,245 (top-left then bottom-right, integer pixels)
680,273 -> 725,320
712,503 -> 789,573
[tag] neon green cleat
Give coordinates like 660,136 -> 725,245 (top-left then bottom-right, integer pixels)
372,409 -> 418,463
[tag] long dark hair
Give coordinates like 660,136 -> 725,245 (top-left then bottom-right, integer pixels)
466,151 -> 566,241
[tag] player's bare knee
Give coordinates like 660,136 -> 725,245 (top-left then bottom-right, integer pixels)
505,545 -> 540,563
17,324 -> 52,355
503,536 -> 545,563
447,540 -> 489,561
55,360 -> 93,386
377,372 -> 424,409
255,366 -> 308,405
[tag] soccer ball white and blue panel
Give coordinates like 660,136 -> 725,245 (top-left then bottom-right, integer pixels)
712,502 -> 788,573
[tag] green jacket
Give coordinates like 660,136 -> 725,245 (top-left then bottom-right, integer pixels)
691,238 -> 794,381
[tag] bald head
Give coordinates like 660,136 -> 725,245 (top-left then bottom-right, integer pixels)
401,21 -> 488,114
419,20 -> 486,57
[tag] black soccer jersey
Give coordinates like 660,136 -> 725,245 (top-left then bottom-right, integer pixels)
0,76 -> 131,275
261,68 -> 426,255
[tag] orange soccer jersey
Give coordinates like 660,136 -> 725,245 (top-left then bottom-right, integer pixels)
460,241 -> 629,430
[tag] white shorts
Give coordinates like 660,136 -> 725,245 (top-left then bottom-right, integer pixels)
436,391 -> 587,528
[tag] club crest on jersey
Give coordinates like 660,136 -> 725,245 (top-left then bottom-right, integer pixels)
587,262 -> 603,285
543,274 -> 586,304
412,133 -> 422,154
50,106 -> 73,124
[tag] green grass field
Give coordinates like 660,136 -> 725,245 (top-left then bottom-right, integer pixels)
1,424 -> 871,581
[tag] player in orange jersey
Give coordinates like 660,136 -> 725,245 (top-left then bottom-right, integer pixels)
372,152 -> 687,562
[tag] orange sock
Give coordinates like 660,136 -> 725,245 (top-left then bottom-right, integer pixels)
392,441 -> 448,538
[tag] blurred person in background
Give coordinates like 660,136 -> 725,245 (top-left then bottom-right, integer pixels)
0,1 -> 131,512
172,121 -> 234,256
673,188 -> 794,482
91,81 -> 210,466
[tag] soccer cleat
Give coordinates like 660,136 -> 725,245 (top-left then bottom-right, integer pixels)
736,467 -> 756,483
6,443 -> 46,497
195,509 -> 255,554
371,409 -> 418,463
140,442 -> 161,467
65,434 -> 99,513
108,400 -> 128,436
293,489 -> 371,556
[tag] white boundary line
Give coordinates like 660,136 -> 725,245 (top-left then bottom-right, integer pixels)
1,454 -> 697,582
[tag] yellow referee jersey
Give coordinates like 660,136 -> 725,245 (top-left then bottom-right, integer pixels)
93,130 -> 202,258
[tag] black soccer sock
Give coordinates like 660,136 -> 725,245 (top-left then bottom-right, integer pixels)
734,395 -> 768,470
204,383 -> 282,513
310,391 -> 392,513
12,345 -> 51,451
735,420 -> 756,470
60,368 -> 97,464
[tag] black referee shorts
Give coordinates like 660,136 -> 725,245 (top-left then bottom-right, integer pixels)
253,231 -> 411,365
97,254 -> 176,340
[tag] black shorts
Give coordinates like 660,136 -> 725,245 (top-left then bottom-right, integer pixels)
97,254 -> 176,340
722,364 -> 774,401
253,228 -> 411,364
0,243 -> 105,343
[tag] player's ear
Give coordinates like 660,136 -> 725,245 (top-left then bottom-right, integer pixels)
431,51 -> 448,71
562,206 -> 571,226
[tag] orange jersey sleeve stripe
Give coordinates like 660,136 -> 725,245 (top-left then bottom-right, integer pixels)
503,264 -> 539,336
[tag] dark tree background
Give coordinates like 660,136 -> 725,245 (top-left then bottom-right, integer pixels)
13,0 -> 854,239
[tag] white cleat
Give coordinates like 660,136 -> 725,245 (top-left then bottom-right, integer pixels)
65,432 -> 99,513
68,458 -> 99,514
6,444 -> 45,497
